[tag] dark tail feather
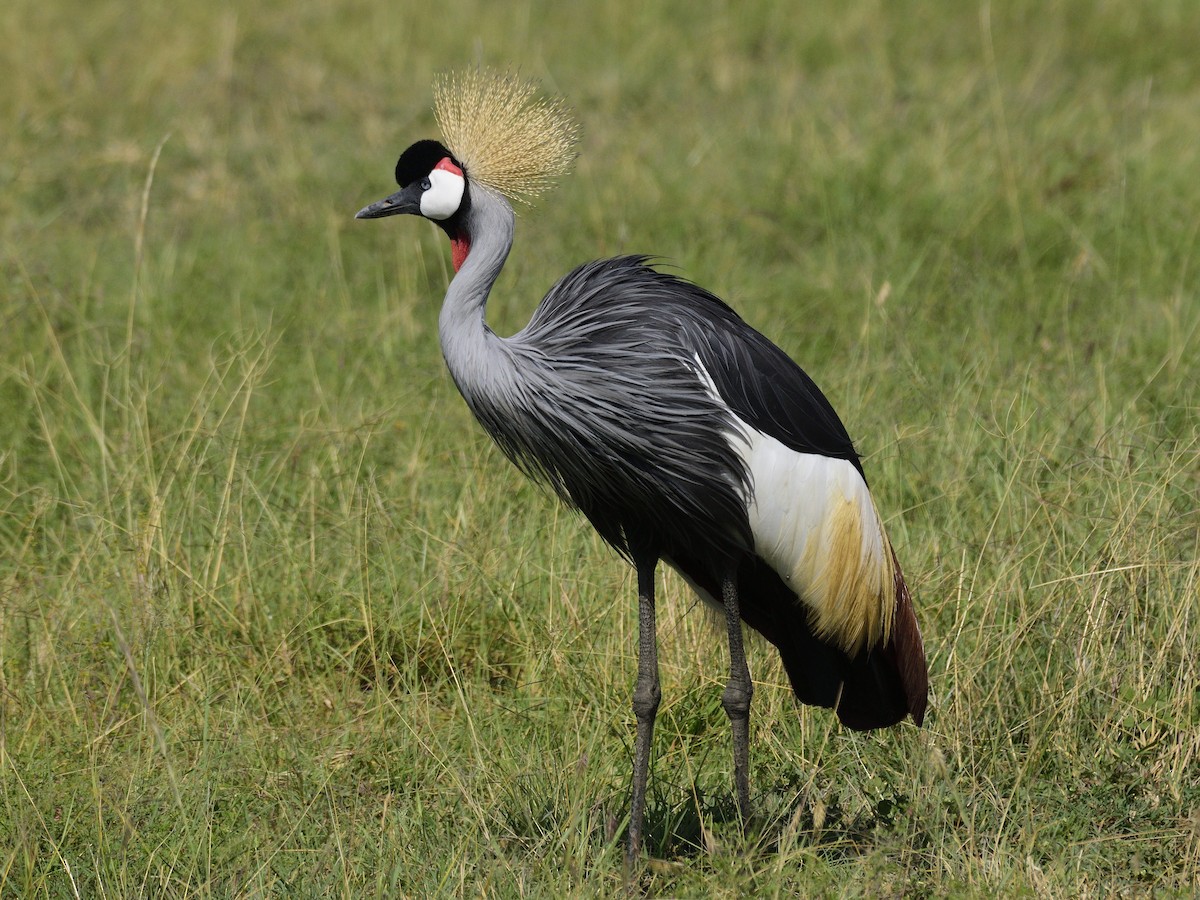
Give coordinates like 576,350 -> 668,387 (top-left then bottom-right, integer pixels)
883,546 -> 929,726
737,553 -> 928,731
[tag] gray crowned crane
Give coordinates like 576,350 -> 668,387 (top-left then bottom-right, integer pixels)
356,70 -> 928,860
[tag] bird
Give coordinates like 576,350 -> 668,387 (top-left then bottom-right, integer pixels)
356,69 -> 928,860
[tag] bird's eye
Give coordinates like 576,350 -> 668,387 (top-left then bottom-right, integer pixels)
420,177 -> 432,191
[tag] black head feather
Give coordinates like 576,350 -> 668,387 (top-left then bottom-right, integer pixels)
394,140 -> 461,187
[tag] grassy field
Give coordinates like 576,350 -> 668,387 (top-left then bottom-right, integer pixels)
2,0 -> 1198,895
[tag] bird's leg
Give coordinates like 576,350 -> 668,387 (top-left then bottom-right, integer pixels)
720,571 -> 754,824
627,555 -> 660,863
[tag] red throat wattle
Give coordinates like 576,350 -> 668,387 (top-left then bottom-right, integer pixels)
450,233 -> 470,272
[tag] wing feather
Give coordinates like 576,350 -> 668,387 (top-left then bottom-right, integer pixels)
682,304 -> 864,479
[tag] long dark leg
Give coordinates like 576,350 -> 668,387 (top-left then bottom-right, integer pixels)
720,571 -> 753,822
627,555 -> 660,862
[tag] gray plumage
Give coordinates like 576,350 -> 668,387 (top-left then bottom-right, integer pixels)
357,133 -> 928,862
441,186 -> 856,569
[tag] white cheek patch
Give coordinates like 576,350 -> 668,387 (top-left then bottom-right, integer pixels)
420,168 -> 465,220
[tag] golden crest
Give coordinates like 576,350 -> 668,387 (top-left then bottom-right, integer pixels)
433,68 -> 579,203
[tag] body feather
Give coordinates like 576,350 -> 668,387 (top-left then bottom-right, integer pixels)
461,255 -> 926,727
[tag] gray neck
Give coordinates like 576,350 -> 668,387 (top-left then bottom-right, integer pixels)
438,186 -> 516,396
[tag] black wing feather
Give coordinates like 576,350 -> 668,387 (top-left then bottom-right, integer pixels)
680,305 -> 863,477
617,262 -> 864,476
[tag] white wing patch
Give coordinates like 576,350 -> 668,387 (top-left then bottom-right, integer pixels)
738,427 -> 895,653
692,357 -> 896,654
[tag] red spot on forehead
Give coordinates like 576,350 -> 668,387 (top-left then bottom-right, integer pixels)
435,157 -> 464,177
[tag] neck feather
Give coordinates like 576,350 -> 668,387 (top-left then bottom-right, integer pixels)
438,187 -> 516,396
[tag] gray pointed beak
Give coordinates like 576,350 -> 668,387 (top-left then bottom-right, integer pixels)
355,186 -> 421,220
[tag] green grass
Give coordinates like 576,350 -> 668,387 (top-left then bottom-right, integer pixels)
2,0 -> 1198,895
